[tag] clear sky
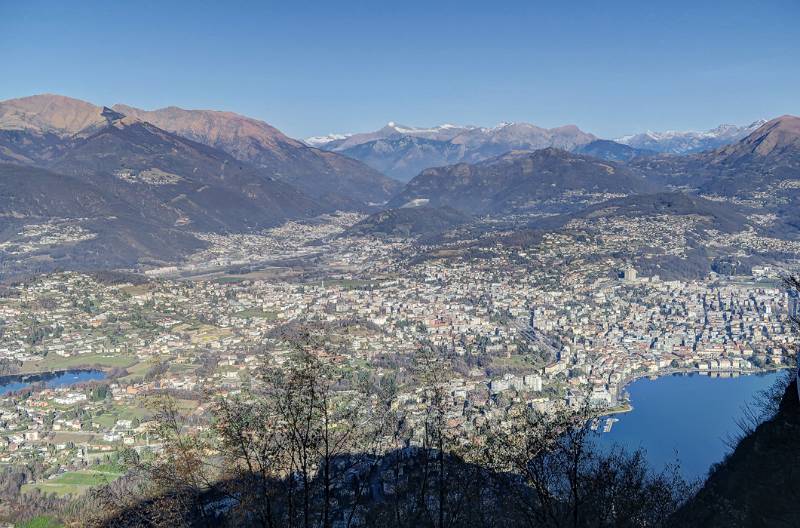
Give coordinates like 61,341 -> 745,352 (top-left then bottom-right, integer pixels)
1,0 -> 798,140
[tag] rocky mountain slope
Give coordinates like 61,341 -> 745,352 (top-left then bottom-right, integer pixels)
0,94 -> 106,136
631,115 -> 800,199
0,163 -> 205,273
0,95 -> 400,211
111,103 -> 400,208
388,148 -> 656,215
311,121 -> 597,181
0,95 -> 107,164
573,139 -> 654,162
345,205 -> 471,238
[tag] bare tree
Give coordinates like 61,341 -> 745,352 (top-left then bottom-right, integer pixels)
215,327 -> 399,528
213,394 -> 287,528
85,397 -> 220,527
86,335 -> 691,528
482,399 -> 689,528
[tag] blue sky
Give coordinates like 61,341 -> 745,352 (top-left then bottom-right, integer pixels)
1,0 -> 798,139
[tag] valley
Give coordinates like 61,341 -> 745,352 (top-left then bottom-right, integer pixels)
0,94 -> 798,527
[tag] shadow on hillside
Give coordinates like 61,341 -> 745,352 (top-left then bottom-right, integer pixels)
92,442 -> 687,528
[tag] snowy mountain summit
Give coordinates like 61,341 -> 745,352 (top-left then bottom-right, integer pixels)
616,120 -> 766,154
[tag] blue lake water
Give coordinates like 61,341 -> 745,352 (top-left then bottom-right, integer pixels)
598,371 -> 783,480
0,370 -> 106,395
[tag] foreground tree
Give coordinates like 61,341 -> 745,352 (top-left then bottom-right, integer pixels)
482,400 -> 690,528
86,335 -> 692,527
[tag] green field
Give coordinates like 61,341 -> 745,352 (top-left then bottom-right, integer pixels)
117,357 -> 159,382
91,401 -> 151,429
21,352 -> 137,374
22,466 -> 125,497
212,276 -> 247,284
17,516 -> 63,528
233,308 -> 278,320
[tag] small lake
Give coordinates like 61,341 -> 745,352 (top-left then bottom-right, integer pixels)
0,370 -> 106,395
598,371 -> 783,480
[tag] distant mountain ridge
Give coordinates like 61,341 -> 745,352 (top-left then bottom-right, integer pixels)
0,95 -> 400,211
574,140 -> 654,162
308,121 -> 597,181
308,118 -> 768,181
112,103 -> 400,208
631,116 -> 800,193
306,122 -> 476,150
345,205 -> 471,239
389,148 -> 657,215
0,94 -> 366,275
616,120 -> 767,154
333,136 -> 466,182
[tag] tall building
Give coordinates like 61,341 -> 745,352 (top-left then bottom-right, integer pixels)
788,289 -> 800,321
623,267 -> 637,281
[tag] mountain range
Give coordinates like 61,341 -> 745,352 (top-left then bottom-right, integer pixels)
306,119 -> 767,181
0,95 -> 399,210
387,116 -> 800,232
388,148 -> 656,215
0,94 -> 400,275
307,121 -> 598,181
1,93 -> 798,276
111,104 -> 400,208
616,120 -> 767,154
572,140 -> 655,162
631,115 -> 800,195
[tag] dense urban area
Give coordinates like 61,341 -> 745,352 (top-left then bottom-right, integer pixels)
1,209 -> 796,503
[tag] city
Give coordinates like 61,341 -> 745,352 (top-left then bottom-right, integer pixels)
0,210 -> 795,497
1,1 -> 799,525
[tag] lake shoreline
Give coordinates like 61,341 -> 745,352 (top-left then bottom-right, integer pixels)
597,369 -> 785,479
0,369 -> 107,396
614,366 -> 791,414
0,367 -> 105,385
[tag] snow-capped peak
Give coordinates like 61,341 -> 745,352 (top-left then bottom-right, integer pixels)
491,121 -> 514,130
746,119 -> 768,129
621,121 -> 763,142
615,119 -> 766,154
304,132 -> 352,147
383,122 -> 472,135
